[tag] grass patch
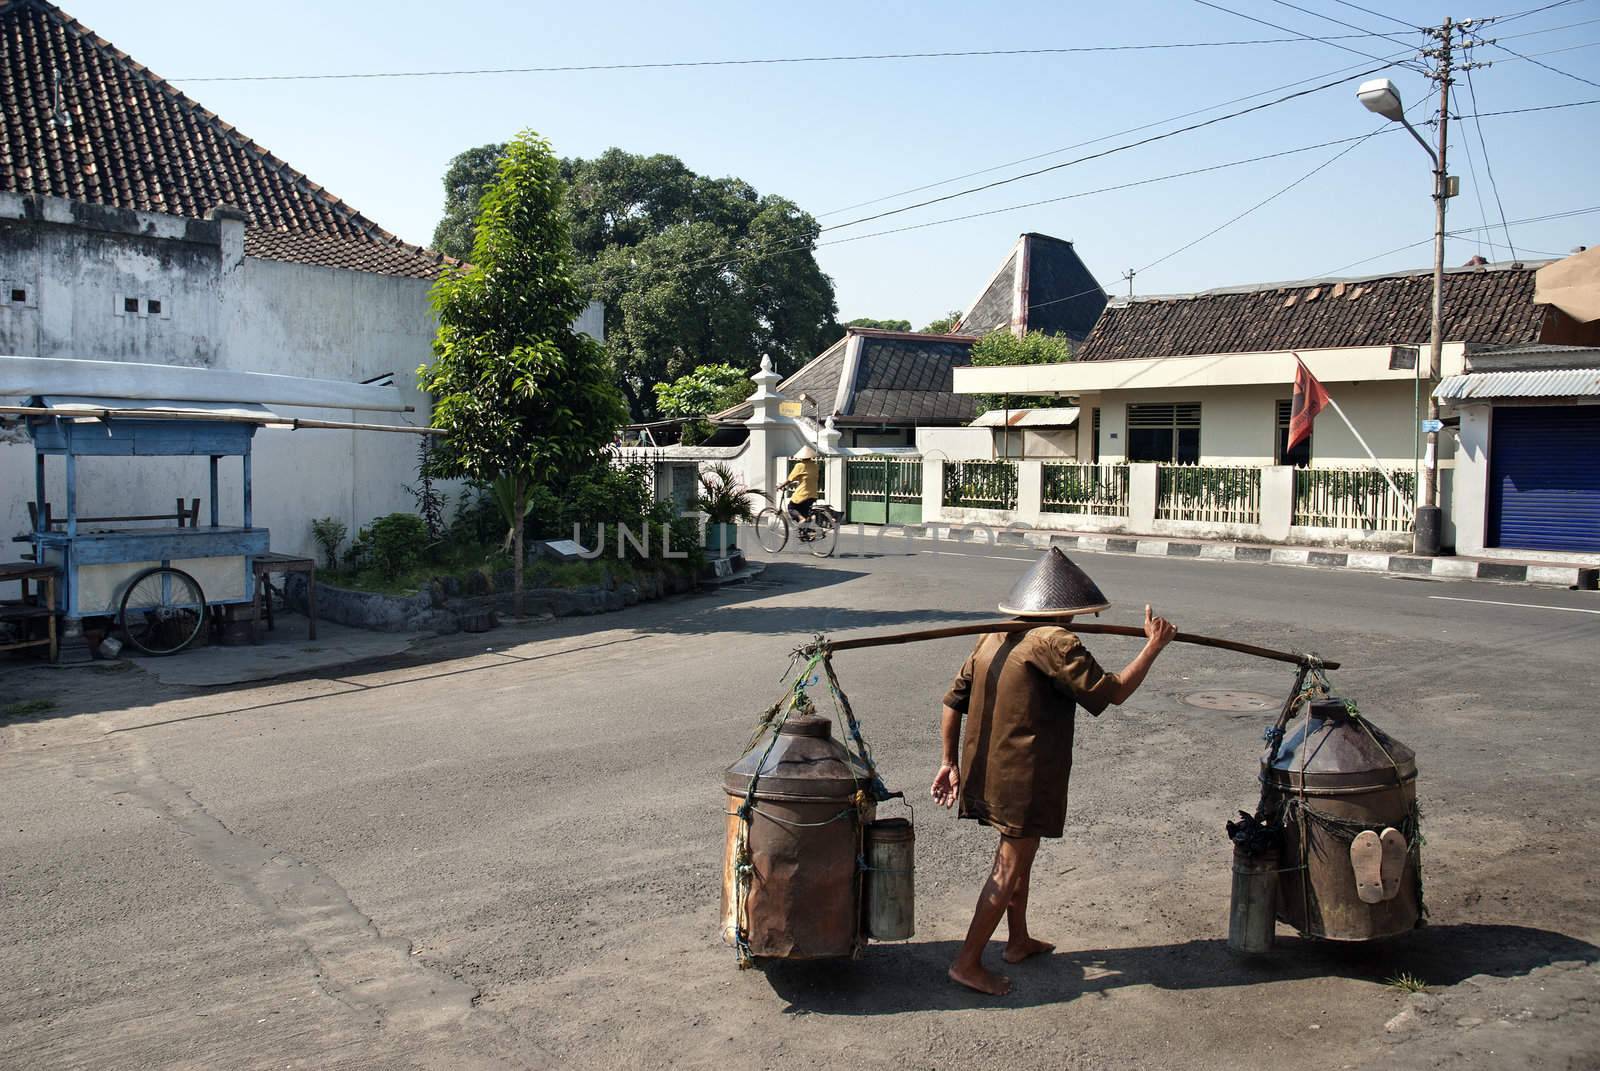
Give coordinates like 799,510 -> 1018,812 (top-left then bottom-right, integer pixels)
1385,973 -> 1429,993
2,698 -> 56,718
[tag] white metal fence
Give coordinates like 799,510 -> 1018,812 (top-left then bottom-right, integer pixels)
1155,465 -> 1262,525
1293,468 -> 1415,532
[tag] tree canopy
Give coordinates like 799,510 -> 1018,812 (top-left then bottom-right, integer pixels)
843,317 -> 912,332
969,329 -> 1074,412
921,310 -> 964,334
420,131 -> 626,611
432,145 -> 839,420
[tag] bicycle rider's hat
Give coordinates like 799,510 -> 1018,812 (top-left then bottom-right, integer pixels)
998,547 -> 1110,618
794,445 -> 818,460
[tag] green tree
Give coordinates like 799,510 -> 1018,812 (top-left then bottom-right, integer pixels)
430,144 -> 839,419
969,329 -> 1075,413
652,362 -> 752,445
430,143 -> 508,261
844,317 -> 912,332
420,131 -> 626,614
921,310 -> 964,334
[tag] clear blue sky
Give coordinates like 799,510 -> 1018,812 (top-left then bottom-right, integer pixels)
69,0 -> 1600,327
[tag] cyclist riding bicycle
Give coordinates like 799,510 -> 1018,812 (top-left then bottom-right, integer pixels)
781,446 -> 820,522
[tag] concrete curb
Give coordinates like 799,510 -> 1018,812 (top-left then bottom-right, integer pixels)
900,525 -> 1599,590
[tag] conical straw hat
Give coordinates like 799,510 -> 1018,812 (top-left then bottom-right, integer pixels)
998,547 -> 1111,617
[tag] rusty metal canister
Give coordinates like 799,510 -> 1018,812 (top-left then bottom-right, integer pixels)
721,715 -> 872,959
1227,845 -> 1279,955
1261,697 -> 1421,941
863,818 -> 915,941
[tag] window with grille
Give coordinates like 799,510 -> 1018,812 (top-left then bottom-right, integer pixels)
1274,399 -> 1312,467
1091,407 -> 1101,463
1126,402 -> 1200,463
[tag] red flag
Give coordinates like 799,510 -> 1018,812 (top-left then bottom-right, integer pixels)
1288,356 -> 1330,452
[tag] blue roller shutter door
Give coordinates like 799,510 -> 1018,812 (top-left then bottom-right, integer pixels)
1488,406 -> 1600,553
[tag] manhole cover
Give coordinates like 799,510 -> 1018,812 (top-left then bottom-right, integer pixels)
1182,690 -> 1277,712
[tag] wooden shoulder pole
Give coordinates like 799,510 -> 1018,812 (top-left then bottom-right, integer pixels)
819,620 -> 1338,670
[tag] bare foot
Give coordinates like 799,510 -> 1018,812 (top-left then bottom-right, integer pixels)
948,963 -> 1012,995
1003,937 -> 1056,963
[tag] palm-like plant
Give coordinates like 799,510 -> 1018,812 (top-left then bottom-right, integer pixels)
694,463 -> 758,524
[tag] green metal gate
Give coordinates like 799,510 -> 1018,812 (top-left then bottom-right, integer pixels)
845,456 -> 923,525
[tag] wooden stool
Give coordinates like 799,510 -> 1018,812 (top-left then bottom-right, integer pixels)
250,552 -> 318,641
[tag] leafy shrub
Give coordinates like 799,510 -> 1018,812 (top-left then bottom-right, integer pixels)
349,513 -> 428,577
311,517 -> 347,570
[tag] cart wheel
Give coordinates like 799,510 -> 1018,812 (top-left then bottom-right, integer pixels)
120,566 -> 206,656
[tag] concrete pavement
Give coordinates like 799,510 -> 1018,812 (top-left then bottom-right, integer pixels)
2,543 -> 1596,1069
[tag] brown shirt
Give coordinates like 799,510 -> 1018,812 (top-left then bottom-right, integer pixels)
942,627 -> 1117,839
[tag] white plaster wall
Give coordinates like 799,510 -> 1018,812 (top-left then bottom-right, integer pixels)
1094,382 -> 1436,467
0,198 -> 441,562
915,426 -> 992,460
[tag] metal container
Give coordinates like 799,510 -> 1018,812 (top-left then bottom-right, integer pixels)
1227,844 -> 1279,955
721,715 -> 873,960
1261,697 -> 1421,941
863,817 -> 915,941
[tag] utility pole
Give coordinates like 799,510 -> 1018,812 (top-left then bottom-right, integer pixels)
1412,17 -> 1488,555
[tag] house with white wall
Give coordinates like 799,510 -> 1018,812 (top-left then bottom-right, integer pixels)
950,256 -> 1600,550
0,0 -> 602,562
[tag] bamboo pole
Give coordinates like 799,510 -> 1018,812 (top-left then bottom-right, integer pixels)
820,620 -> 1338,670
0,404 -> 444,436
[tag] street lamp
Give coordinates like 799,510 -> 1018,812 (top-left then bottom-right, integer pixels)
1356,76 -> 1450,556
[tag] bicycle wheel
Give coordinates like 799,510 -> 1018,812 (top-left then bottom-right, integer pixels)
754,507 -> 789,553
807,511 -> 839,558
120,566 -> 207,656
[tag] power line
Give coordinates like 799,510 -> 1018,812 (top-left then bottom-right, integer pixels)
1452,100 -> 1499,260
818,49 -> 1415,218
1329,0 -> 1419,32
1492,39 -> 1600,89
820,63 -> 1398,234
818,130 -> 1395,252
1188,0 -> 1423,69
1321,205 -> 1600,274
1454,95 -> 1600,117
165,33 -> 1410,83
1263,0 -> 1418,50
1132,128 -> 1387,277
1498,15 -> 1600,40
1490,0 -> 1586,27
1462,66 -> 1519,259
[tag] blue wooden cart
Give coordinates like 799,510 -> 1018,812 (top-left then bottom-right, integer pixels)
24,397 -> 272,654
3,356 -> 439,657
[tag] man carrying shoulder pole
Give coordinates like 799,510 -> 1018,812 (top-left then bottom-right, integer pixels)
931,548 -> 1176,995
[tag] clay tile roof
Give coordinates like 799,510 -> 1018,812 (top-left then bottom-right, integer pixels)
714,329 -> 980,427
0,0 -> 452,279
1077,261 -> 1553,362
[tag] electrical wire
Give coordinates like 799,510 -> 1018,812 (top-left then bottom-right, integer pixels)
1491,40 -> 1600,89
1454,96 -> 1600,117
1452,104 -> 1499,260
1462,66 -> 1520,260
817,48 -> 1417,218
1321,205 -> 1600,274
820,63 -> 1400,234
165,33 -> 1411,83
1490,0 -> 1586,27
1188,0 -> 1424,69
1263,0 -> 1419,50
817,130 -> 1396,252
1329,0 -> 1420,32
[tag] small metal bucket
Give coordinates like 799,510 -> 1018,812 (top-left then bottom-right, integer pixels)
1228,844 -> 1279,955
863,817 -> 915,941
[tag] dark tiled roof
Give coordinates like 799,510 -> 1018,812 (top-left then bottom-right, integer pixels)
714,329 -> 977,426
1021,233 -> 1106,341
848,335 -> 977,424
1079,263 -> 1551,362
959,251 -> 1017,336
0,0 -> 450,279
956,233 -> 1106,341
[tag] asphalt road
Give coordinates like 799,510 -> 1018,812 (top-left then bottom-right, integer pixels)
3,544 -> 1598,1070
